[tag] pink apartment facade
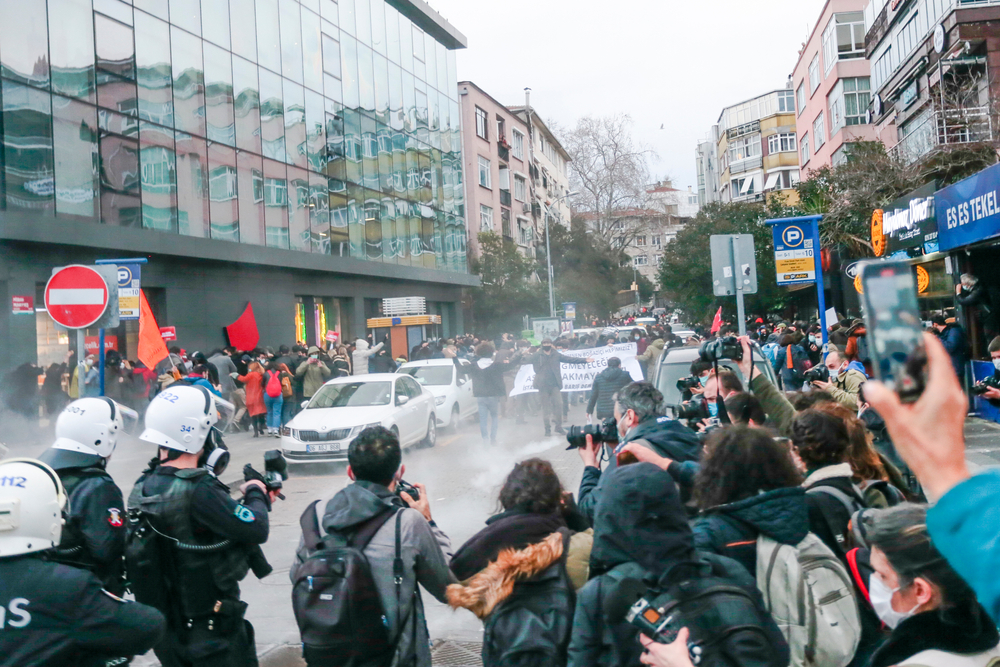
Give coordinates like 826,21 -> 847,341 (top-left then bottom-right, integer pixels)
458,81 -> 534,259
792,0 -> 880,175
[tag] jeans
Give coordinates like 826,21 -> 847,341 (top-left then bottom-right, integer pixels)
539,387 -> 562,431
263,393 -> 283,430
477,397 -> 500,442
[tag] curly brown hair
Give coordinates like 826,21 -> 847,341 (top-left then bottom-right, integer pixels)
812,402 -> 888,482
791,409 -> 850,469
694,426 -> 804,509
498,458 -> 563,514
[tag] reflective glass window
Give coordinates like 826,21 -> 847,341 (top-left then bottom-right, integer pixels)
398,13 -> 412,74
325,73 -> 342,105
231,0 -> 258,62
417,146 -> 430,204
388,62 -> 403,131
95,0 -> 133,25
323,34 -> 341,78
134,0 -> 169,21
305,88 -> 326,172
175,131 -> 210,237
0,1 -> 49,87
447,51 -> 457,99
320,0 -> 339,25
309,171 -> 330,253
171,27 -> 206,136
370,0 -> 386,55
436,42 -> 448,93
347,183 -> 364,256
98,127 -> 141,227
203,0 -> 232,49
391,129 -> 405,195
420,205 -> 435,268
342,108 -> 362,185
302,9 -> 323,92
374,53 -> 389,124
361,113 -> 378,190
284,80 -> 307,168
256,0 -> 282,73
287,165 -> 310,251
411,26 -> 425,80
377,122 -> 392,193
237,151 -> 265,244
363,187 -> 382,260
406,200 -> 420,260
52,96 -> 99,218
139,121 -> 177,231
259,68 -> 286,161
170,0 -> 202,35
324,110 -> 345,181
204,44 -> 235,146
401,70 -> 414,132
424,35 -> 437,90
393,198 -> 409,265
49,0 -> 96,102
301,0 -> 319,13
358,44 -> 375,114
208,143 -> 240,241
97,75 -> 138,118
135,12 -> 174,126
96,15 -> 136,80
405,134 -> 418,201
232,56 -> 261,154
263,158 -> 289,248
329,183 -> 349,256
340,35 -> 359,109
340,0 -> 356,35
279,0 -> 303,83
355,0 -> 371,44
385,5 -> 400,64
380,194 -> 396,262
2,81 -> 54,211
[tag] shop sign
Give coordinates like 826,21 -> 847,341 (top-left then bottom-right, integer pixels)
901,79 -> 919,109
12,295 -> 33,314
83,336 -> 118,354
871,183 -> 939,258
937,162 -> 1000,251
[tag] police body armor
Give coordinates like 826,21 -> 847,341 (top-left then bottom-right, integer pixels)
127,467 -> 250,632
50,464 -> 127,594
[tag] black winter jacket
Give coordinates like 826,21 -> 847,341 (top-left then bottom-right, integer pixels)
586,367 -> 632,419
528,350 -> 589,391
453,355 -> 518,398
692,486 -> 810,576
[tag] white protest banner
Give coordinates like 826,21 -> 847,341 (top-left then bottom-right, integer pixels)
509,343 -> 643,396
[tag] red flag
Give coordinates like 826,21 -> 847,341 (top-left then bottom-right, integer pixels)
709,307 -> 723,335
226,302 -> 260,351
138,290 -> 169,370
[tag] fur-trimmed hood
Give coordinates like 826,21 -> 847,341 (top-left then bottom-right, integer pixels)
446,532 -> 564,619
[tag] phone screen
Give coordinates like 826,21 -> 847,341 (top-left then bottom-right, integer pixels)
861,261 -> 926,402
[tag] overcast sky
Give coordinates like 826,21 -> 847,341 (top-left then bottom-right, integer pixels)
426,0 -> 828,193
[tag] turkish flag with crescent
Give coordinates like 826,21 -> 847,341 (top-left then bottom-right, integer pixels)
138,290 -> 169,370
709,307 -> 723,335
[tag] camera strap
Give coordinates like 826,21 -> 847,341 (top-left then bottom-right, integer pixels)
712,358 -> 732,425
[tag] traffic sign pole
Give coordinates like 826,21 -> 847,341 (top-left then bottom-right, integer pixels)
78,330 -> 86,399
731,237 -> 747,336
766,215 -> 828,350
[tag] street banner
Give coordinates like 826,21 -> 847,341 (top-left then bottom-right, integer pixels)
509,343 -> 643,396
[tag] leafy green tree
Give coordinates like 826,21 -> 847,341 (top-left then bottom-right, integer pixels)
470,232 -> 546,337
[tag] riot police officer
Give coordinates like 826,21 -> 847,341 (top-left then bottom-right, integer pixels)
129,384 -> 275,667
38,397 -> 137,594
0,458 -> 165,666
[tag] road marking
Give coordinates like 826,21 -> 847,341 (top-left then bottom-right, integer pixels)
438,435 -> 459,448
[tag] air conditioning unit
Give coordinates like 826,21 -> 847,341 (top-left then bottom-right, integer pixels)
522,203 -> 531,214
382,297 -> 427,316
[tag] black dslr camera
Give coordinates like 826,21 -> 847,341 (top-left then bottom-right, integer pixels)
676,376 -> 701,392
565,417 -> 619,449
675,401 -> 705,421
804,365 -> 830,383
396,479 -> 420,502
971,375 -> 1000,396
699,336 -> 742,363
243,449 -> 288,500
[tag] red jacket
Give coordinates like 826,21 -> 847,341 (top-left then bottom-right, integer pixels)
238,371 -> 266,416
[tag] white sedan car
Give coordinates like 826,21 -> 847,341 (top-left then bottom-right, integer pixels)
281,373 -> 436,464
397,358 -> 477,429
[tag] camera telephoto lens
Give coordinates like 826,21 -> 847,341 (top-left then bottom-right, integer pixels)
565,417 -> 619,449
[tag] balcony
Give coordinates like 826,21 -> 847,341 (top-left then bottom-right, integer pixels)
499,189 -> 512,207
889,107 -> 994,165
498,143 -> 510,163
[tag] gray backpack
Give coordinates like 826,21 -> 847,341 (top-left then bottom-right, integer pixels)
756,532 -> 861,667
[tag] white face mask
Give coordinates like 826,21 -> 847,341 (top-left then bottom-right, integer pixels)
993,359 -> 1000,371
869,574 -> 920,629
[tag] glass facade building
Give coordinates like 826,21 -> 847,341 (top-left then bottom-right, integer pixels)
0,0 -> 467,272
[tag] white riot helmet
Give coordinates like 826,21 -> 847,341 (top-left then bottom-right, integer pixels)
46,398 -> 138,463
139,384 -> 235,454
0,458 -> 67,557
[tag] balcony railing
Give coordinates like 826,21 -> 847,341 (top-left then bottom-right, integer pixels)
499,189 -> 512,207
498,144 -> 510,163
889,106 -> 994,165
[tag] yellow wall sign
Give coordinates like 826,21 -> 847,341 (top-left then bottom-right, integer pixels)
916,265 -> 930,294
871,209 -> 886,257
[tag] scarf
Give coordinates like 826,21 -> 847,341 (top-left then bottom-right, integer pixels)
450,508 -> 566,581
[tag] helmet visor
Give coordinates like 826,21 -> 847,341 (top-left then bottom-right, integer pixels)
117,403 -> 141,436
213,395 -> 236,433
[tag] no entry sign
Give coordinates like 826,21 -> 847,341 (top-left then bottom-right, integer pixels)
44,265 -> 110,329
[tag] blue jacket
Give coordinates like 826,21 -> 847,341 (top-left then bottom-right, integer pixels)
927,470 -> 1000,624
937,324 -> 969,381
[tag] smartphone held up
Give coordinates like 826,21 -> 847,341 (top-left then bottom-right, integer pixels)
859,260 -> 928,403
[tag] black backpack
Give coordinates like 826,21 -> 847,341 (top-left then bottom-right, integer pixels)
292,499 -> 402,667
481,529 -> 575,667
639,558 -> 788,667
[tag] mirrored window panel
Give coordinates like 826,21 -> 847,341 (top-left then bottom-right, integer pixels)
340,0 -> 356,36
49,0 -> 96,102
139,121 -> 178,231
237,151 -> 265,245
320,0 -> 339,25
305,89 -> 326,172
347,183 -> 364,257
0,1 -> 49,87
231,0 -> 258,62
302,9 -> 323,92
202,0 -> 232,49
263,158 -> 289,248
52,96 -> 99,218
363,187 -> 382,261
394,198 -> 410,265
2,81 -> 55,211
204,44 -> 236,146
98,125 -> 140,227
256,0 -> 282,74
232,56 -> 262,154
259,68 -> 286,161
175,131 -> 210,237
329,184 -> 349,256
380,193 -> 396,263
340,35 -> 359,109
208,143 -> 240,241
357,44 -> 375,114
134,0 -> 169,21
135,12 -> 173,127
309,171 -> 330,253
171,26 -> 206,136
170,0 -> 202,35
287,165 -> 310,252
96,14 -> 136,81
279,0 -> 303,83
284,80 -> 307,168
94,0 -> 133,25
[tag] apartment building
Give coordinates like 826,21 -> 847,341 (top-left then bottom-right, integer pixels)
793,0 -> 878,173
715,89 -> 801,204
458,81 -> 533,257
696,134 -> 722,206
509,100 -> 573,229
864,0 -> 999,165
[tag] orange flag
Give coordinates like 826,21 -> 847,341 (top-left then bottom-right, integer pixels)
138,289 -> 169,370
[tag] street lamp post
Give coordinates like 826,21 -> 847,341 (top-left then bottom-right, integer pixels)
541,191 -> 579,317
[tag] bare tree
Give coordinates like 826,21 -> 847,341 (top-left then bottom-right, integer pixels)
563,114 -> 659,249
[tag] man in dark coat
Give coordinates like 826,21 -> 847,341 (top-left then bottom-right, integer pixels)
587,357 -> 632,421
446,344 -> 521,444
931,315 -> 968,386
526,339 -> 592,436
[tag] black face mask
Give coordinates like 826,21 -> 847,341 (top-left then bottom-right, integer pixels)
542,346 -> 553,352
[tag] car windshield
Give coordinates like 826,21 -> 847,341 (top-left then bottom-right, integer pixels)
308,381 -> 392,408
399,365 -> 453,386
656,358 -> 773,408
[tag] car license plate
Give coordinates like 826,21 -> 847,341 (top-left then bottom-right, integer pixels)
306,443 -> 341,453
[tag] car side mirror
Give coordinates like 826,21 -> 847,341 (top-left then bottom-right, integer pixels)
396,394 -> 410,406
301,400 -> 310,408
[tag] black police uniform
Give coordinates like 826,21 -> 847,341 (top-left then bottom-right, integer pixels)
0,555 -> 165,667
129,463 -> 270,667
38,448 -> 126,594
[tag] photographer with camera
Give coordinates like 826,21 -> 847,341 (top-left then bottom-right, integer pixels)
972,336 -> 1000,405
808,347 -> 868,410
575,382 -> 701,524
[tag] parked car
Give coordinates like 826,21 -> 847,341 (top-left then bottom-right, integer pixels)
397,358 -> 476,429
651,344 -> 778,417
281,374 -> 436,464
